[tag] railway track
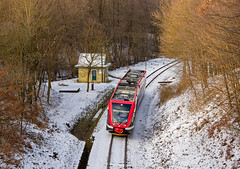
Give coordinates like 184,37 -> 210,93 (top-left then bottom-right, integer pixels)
107,135 -> 128,169
105,60 -> 180,169
146,60 -> 180,88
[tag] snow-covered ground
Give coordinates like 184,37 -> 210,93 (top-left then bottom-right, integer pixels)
145,91 -> 240,168
2,57 -> 239,168
20,126 -> 84,169
45,79 -> 116,132
2,73 -> 117,168
16,79 -> 116,168
19,57 -> 174,169
87,58 -> 240,169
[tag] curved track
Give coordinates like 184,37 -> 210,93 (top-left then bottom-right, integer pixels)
106,60 -> 180,169
146,60 -> 178,79
146,60 -> 180,88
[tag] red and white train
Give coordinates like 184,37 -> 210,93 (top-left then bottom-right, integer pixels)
106,69 -> 146,136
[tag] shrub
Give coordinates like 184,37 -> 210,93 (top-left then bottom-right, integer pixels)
159,77 -> 189,105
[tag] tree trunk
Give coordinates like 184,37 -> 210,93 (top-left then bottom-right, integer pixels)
47,69 -> 51,104
87,68 -> 91,92
223,72 -> 232,108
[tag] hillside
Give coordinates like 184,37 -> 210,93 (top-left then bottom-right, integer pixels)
88,58 -> 240,168
1,58 -> 239,168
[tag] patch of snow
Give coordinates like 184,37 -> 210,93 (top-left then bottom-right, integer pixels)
75,53 -> 111,68
46,78 -> 115,132
20,125 -> 84,169
145,90 -> 240,168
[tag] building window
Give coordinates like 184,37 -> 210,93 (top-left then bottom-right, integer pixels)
92,70 -> 97,81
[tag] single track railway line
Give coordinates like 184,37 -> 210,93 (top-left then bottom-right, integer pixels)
107,135 -> 128,169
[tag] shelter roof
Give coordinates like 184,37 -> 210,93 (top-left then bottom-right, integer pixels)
75,53 -> 111,68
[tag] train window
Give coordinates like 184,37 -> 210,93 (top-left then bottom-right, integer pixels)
129,74 -> 138,78
112,103 -> 132,124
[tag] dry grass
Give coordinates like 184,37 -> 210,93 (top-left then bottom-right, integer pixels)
159,77 -> 189,105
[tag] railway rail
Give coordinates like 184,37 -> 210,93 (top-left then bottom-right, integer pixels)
106,60 -> 180,169
107,135 -> 128,169
146,60 -> 180,88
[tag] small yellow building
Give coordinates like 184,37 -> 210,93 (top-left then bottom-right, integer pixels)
75,53 -> 111,83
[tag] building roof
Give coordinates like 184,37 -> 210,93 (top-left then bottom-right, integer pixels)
75,53 -> 111,68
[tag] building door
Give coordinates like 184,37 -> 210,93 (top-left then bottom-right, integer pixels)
92,70 -> 97,81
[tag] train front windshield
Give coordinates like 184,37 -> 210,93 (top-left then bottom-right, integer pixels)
112,103 -> 132,124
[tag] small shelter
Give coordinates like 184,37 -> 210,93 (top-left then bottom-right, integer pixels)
75,53 -> 111,83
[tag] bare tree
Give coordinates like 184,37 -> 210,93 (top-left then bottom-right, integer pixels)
81,18 -> 107,92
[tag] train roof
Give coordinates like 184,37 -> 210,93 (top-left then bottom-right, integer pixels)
112,69 -> 145,101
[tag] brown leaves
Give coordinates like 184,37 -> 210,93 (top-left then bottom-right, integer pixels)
154,0 -> 240,123
0,67 -> 46,167
198,0 -> 216,15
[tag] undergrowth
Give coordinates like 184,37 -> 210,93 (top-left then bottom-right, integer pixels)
187,75 -> 240,164
159,77 -> 189,105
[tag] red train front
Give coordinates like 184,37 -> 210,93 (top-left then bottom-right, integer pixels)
106,69 -> 146,136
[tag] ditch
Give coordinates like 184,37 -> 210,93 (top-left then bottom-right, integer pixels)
70,89 -> 114,169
